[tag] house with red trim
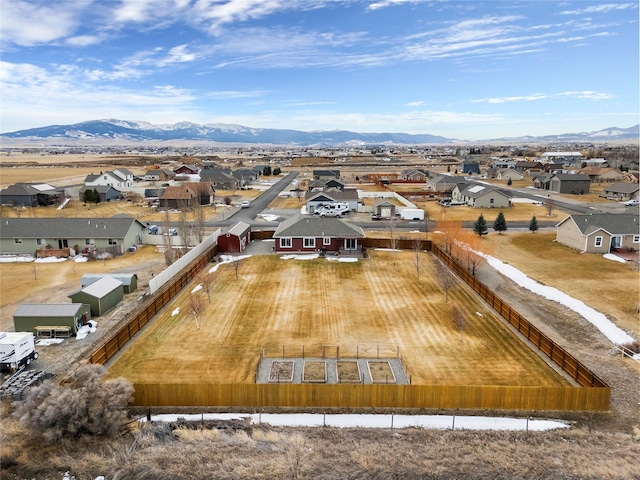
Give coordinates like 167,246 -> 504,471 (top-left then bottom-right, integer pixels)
272,214 -> 365,256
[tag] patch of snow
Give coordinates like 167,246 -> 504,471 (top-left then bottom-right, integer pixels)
326,257 -> 359,263
375,248 -> 403,252
191,284 -> 203,293
603,253 -> 627,264
36,338 -> 65,346
76,320 -> 97,340
208,254 -> 252,273
35,256 -> 67,263
479,252 -> 634,345
258,214 -> 280,221
74,255 -> 88,263
280,254 -> 319,260
0,255 -> 34,263
171,308 -> 180,316
143,413 -> 569,432
475,312 -> 483,317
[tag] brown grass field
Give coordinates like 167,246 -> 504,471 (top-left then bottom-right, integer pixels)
106,250 -> 569,387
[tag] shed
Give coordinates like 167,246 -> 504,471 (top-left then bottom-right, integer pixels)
373,200 -> 396,218
217,222 -> 251,253
13,303 -> 91,335
81,273 -> 138,294
68,276 -> 124,316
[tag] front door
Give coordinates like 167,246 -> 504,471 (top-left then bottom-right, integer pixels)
344,238 -> 357,250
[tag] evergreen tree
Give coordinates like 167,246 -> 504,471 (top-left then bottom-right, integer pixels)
507,177 -> 513,186
92,188 -> 101,204
82,189 -> 94,204
273,166 -> 281,175
473,214 -> 488,236
493,211 -> 507,234
264,165 -> 272,176
529,215 -> 539,233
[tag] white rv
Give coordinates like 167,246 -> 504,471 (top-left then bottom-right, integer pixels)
0,332 -> 38,371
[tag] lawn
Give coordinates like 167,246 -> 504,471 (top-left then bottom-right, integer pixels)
106,250 -> 569,387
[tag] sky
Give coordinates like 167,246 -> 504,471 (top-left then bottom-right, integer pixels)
0,0 -> 638,139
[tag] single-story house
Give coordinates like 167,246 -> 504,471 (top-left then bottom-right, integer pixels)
579,167 -> 623,183
313,170 -> 340,180
232,169 -> 258,185
457,185 -> 511,208
185,182 -> 215,206
81,273 -> 138,294
79,185 -> 122,202
549,174 -> 591,194
427,175 -> 469,193
217,221 -> 251,253
273,214 -> 365,256
159,186 -> 195,210
556,213 -> 639,254
372,199 -> 396,218
174,164 -> 200,175
540,152 -> 584,166
514,161 -> 544,175
68,276 -> 124,316
601,183 -> 640,202
0,217 -> 146,256
532,174 -> 553,190
496,169 -> 524,182
0,183 -> 64,207
13,303 -> 92,336
199,169 -> 239,190
305,189 -> 359,213
144,188 -> 166,198
400,169 -> 428,181
308,179 -> 345,192
143,169 -> 175,182
461,160 -> 480,174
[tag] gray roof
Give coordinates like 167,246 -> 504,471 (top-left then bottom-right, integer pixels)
0,217 -> 145,239
461,185 -> 509,199
273,214 -> 365,239
227,221 -> 251,237
602,183 -> 640,194
79,185 -> 121,194
306,189 -> 358,202
0,183 -> 62,196
13,303 -> 86,318
76,276 -> 123,298
551,174 -> 591,181
81,273 -> 137,287
559,213 -> 639,236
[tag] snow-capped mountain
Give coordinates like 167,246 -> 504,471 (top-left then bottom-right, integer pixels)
0,119 -> 637,145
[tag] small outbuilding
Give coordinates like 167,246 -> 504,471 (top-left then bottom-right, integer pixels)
68,276 -> 124,316
13,303 -> 91,336
217,222 -> 251,253
373,200 -> 397,218
81,273 -> 138,294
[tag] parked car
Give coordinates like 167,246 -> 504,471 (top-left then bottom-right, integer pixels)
241,200 -> 251,208
623,199 -> 639,206
371,214 -> 383,221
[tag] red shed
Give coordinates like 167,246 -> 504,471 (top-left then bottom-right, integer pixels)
218,221 -> 251,253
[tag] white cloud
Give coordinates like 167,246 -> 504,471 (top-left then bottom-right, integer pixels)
368,0 -> 420,10
471,91 -> 615,104
561,3 -> 638,15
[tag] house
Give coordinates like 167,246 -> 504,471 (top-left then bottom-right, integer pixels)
514,161 -> 544,175
556,213 -> 639,254
461,160 -> 480,174
372,199 -> 396,218
68,276 -> 124,316
159,186 -> 194,210
217,222 -> 251,253
496,169 -> 524,182
13,303 -> 92,336
400,169 -> 428,181
542,161 -> 565,173
549,173 -> 591,194
185,182 -> 215,206
601,183 -> 640,202
232,169 -> 258,186
532,174 -> 553,190
272,214 -> 365,256
312,170 -> 340,180
0,217 -> 146,256
427,175 -> 469,193
305,189 -> 359,213
81,273 -> 138,294
84,170 -> 132,189
199,168 -> 239,190
0,183 -> 64,207
539,152 -> 584,166
457,185 -> 511,208
143,169 -> 175,182
79,185 -> 122,202
173,164 -> 200,175
579,167 -> 623,183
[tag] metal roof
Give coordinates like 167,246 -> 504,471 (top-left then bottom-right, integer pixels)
79,276 -> 123,298
13,304 -> 86,317
81,273 -> 137,287
0,217 -> 144,239
227,221 -> 251,237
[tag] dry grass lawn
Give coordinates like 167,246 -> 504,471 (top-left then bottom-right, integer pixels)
107,250 -> 568,387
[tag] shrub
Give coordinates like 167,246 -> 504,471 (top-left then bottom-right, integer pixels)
13,364 -> 133,443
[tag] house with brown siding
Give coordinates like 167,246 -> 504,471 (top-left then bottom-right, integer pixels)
556,213 -> 639,254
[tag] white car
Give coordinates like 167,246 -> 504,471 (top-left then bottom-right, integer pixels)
623,199 -> 639,206
240,200 -> 251,208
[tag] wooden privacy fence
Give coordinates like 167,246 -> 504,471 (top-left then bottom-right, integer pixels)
131,383 -> 610,411
430,245 -> 610,390
87,244 -> 217,366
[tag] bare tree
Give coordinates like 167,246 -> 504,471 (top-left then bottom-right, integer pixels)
188,294 -> 207,330
452,304 -> 467,341
435,260 -> 456,303
458,232 -> 486,276
544,197 -> 555,217
197,271 -> 215,303
387,217 -> 398,265
162,210 -> 175,266
412,238 -> 423,280
423,211 -> 430,241
178,209 -> 192,253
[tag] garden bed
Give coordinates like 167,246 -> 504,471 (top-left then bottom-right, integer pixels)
337,361 -> 362,383
368,360 -> 395,383
303,361 -> 327,383
268,361 -> 294,383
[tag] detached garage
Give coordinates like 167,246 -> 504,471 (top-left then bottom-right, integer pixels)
13,303 -> 91,336
81,273 -> 138,294
68,276 -> 124,316
217,221 -> 251,253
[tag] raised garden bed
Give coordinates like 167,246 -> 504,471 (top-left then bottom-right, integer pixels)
268,361 -> 294,383
368,360 -> 395,383
337,361 -> 362,383
303,361 -> 327,383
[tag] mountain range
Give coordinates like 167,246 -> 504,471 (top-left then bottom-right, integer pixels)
1,119 -> 638,145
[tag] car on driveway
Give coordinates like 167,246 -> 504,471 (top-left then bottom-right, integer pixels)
623,199 -> 639,206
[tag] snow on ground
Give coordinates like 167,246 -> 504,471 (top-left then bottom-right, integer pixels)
257,214 -> 280,221
191,284 -> 202,293
208,254 -> 252,273
34,256 -> 67,263
75,320 -> 98,340
603,253 -> 627,264
74,256 -> 88,262
375,248 -> 403,252
479,251 -> 635,345
0,255 -> 34,263
36,338 -> 65,346
143,413 -> 570,432
326,257 -> 359,263
171,307 -> 180,316
280,253 -> 319,260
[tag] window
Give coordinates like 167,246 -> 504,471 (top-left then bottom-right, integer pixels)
14,238 -> 23,244
280,238 -> 292,248
634,235 -> 640,243
304,237 -> 315,248
36,238 -> 46,246
108,238 -> 117,245
85,239 -> 94,245
344,238 -> 357,249
489,198 -> 494,204
594,236 -> 603,247
323,237 -> 331,246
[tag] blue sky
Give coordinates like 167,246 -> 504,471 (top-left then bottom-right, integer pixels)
1,0 -> 638,139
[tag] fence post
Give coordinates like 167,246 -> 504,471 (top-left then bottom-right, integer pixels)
452,415 -> 455,430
